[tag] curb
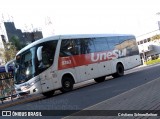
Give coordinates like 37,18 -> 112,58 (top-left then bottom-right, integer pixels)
0,94 -> 44,109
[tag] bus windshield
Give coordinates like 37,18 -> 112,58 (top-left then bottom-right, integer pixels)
14,47 -> 36,84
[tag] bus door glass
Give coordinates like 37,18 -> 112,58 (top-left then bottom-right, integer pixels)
37,40 -> 58,92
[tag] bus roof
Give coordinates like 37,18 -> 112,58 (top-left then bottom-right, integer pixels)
59,34 -> 134,39
16,34 -> 135,56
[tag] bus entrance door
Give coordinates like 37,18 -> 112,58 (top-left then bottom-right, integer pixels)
40,68 -> 54,93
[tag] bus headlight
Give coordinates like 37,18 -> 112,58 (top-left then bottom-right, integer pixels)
29,82 -> 35,87
20,78 -> 40,91
21,83 -> 34,90
29,78 -> 40,86
21,84 -> 31,90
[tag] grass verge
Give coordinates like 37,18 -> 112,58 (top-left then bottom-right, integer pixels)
145,58 -> 160,65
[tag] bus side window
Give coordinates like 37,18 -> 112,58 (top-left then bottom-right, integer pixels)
80,38 -> 96,54
93,37 -> 109,52
60,39 -> 80,57
107,36 -> 119,50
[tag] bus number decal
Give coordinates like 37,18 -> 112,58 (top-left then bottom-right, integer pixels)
62,60 -> 72,65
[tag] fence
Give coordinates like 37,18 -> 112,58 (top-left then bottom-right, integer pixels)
0,66 -> 16,103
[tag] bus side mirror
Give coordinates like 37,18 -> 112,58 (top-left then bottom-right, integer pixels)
37,46 -> 43,61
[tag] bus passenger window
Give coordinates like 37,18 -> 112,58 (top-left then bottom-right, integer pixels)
107,37 -> 119,50
93,38 -> 109,52
80,38 -> 96,54
60,39 -> 80,57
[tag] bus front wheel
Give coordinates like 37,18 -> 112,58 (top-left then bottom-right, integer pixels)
60,77 -> 74,93
112,63 -> 124,78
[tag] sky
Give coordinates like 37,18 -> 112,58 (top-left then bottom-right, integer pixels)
0,0 -> 160,37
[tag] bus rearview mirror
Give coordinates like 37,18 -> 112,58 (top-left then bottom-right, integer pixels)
37,46 -> 43,61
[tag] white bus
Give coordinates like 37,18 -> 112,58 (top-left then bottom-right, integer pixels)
6,34 -> 141,97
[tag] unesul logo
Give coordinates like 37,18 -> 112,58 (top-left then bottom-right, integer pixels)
91,49 -> 127,62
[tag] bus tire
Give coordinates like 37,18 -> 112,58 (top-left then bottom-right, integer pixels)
60,77 -> 74,93
42,90 -> 55,97
94,76 -> 105,83
112,63 -> 124,78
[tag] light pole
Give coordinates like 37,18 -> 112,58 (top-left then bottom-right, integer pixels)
141,44 -> 146,65
156,12 -> 160,30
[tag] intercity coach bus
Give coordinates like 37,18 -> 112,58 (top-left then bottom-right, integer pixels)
5,34 -> 141,97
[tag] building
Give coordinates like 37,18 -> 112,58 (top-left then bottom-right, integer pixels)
23,30 -> 43,45
0,21 -> 43,65
0,36 -> 5,65
3,22 -> 43,46
0,21 -> 8,65
136,30 -> 160,64
4,22 -> 23,42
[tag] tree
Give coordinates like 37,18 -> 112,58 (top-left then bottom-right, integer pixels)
10,35 -> 22,50
2,42 -> 17,63
0,36 -> 20,64
0,48 -> 3,58
151,34 -> 160,41
0,48 -> 5,65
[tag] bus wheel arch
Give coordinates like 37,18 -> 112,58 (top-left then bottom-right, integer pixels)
112,62 -> 124,78
60,73 -> 75,93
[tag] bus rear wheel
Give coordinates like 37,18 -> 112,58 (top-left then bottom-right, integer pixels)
112,63 -> 124,78
60,77 -> 74,93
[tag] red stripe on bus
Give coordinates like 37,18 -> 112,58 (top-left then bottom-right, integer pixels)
58,50 -> 118,70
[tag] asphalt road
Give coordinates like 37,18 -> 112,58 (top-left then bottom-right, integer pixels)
2,64 -> 160,119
